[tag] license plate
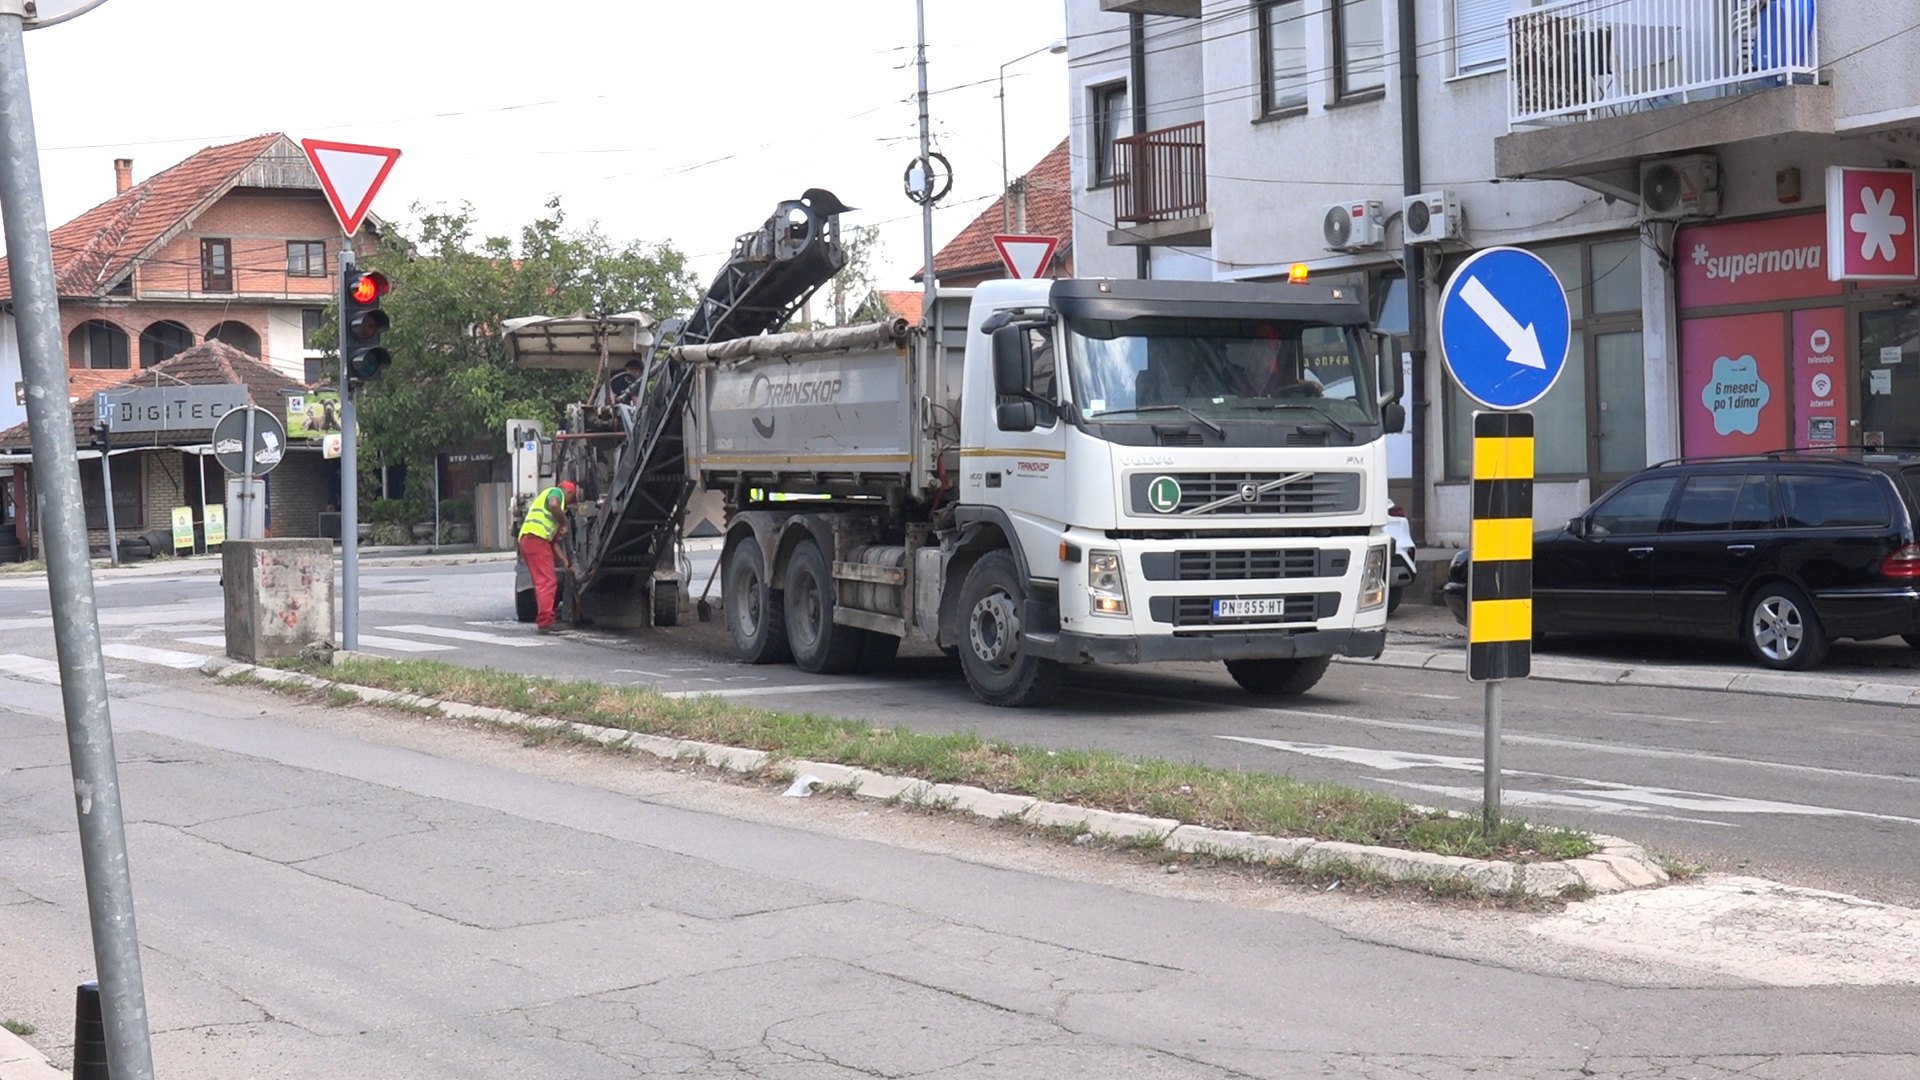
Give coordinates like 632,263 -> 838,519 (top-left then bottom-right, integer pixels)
1213,598 -> 1286,619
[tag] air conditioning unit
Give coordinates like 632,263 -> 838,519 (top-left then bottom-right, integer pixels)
1639,155 -> 1720,220
1322,200 -> 1386,252
1402,190 -> 1464,245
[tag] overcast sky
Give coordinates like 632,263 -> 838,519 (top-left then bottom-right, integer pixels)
15,0 -> 1068,290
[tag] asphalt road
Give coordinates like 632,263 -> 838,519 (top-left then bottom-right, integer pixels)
7,556 -> 1920,903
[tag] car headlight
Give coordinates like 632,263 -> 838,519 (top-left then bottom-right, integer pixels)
1359,546 -> 1389,611
1087,550 -> 1128,616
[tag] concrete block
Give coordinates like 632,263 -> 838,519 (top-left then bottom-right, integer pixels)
1847,681 -> 1920,707
942,785 -> 1038,820
1727,672 -> 1852,701
1078,807 -> 1180,841
1590,851 -> 1664,888
1570,858 -> 1631,893
1618,667 -> 1737,692
222,538 -> 334,663
840,770 -> 933,801
1516,861 -> 1582,897
1166,825 -> 1312,863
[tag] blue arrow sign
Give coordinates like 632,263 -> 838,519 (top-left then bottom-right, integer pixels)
1438,247 -> 1571,411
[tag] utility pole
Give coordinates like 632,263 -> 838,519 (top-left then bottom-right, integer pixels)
915,0 -> 936,317
340,245 -> 360,651
0,3 -> 155,1077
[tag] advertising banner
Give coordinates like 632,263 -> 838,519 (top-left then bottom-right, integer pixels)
1677,212 -> 1840,310
1827,166 -> 1919,282
170,506 -> 195,552
1681,313 -> 1787,456
286,391 -> 342,439
109,385 -> 246,434
1791,308 -> 1848,453
204,506 -> 226,548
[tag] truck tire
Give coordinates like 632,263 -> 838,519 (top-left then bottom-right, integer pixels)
515,589 -> 537,623
726,540 -> 790,664
1225,656 -> 1331,696
957,550 -> 1060,707
784,539 -> 863,674
653,579 -> 679,628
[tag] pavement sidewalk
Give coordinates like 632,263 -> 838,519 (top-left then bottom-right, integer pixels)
0,1029 -> 59,1080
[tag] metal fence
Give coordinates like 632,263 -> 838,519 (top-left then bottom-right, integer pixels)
1113,121 -> 1207,226
1509,0 -> 1818,128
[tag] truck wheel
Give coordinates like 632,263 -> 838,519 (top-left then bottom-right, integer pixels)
1387,586 -> 1403,615
652,579 -> 679,628
958,550 -> 1060,707
784,540 -> 862,674
726,540 -> 790,664
857,630 -> 900,672
515,589 -> 537,624
1225,656 -> 1331,696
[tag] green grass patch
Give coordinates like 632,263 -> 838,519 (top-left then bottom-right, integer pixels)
280,655 -> 1595,863
3,1018 -> 35,1037
0,560 -> 45,575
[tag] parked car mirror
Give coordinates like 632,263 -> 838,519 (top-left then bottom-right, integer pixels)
1566,516 -> 1587,539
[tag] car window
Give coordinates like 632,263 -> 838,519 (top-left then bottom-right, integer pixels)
1731,474 -> 1774,530
1667,474 -> 1743,533
1589,476 -> 1677,537
1779,474 -> 1889,529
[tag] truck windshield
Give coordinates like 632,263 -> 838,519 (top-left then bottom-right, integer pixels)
1063,316 -> 1378,427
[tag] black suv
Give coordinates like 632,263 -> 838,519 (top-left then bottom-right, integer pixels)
1444,453 -> 1920,670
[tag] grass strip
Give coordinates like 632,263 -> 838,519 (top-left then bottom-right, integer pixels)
277,655 -> 1595,862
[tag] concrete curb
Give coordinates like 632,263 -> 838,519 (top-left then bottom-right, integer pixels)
0,1028 -> 61,1080
1341,645 -> 1920,708
203,657 -> 1668,899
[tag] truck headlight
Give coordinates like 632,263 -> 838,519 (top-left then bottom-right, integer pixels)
1087,550 -> 1128,616
1359,546 -> 1389,611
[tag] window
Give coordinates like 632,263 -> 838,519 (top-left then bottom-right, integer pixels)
68,320 -> 129,370
1779,474 -> 1889,529
1588,476 -> 1677,537
201,238 -> 232,292
287,241 -> 327,278
302,308 -> 326,348
1260,0 -> 1308,115
1667,474 -> 1744,532
138,321 -> 193,368
1089,81 -> 1129,187
1333,0 -> 1387,99
1452,0 -> 1509,75
1028,327 -> 1057,407
1731,474 -> 1774,529
83,454 -> 141,530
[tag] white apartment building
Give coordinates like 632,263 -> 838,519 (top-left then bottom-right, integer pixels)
1067,0 -> 1920,544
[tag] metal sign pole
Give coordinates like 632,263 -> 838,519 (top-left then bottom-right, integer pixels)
240,405 -> 256,540
1483,680 -> 1503,830
0,8 -> 154,1077
340,245 -> 360,651
100,448 -> 117,566
914,0 -> 935,319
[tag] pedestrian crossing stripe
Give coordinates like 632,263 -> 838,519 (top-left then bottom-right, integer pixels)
1469,411 -> 1533,682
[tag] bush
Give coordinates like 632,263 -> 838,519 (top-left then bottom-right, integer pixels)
369,499 -> 410,526
438,497 -> 473,524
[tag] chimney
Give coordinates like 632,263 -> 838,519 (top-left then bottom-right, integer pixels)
113,158 -> 132,194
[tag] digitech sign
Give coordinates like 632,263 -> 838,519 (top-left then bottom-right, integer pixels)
106,385 -> 249,434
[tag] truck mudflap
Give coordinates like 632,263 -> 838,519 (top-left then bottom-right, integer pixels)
1030,628 -> 1387,665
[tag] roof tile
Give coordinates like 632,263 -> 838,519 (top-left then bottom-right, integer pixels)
0,342 -> 307,451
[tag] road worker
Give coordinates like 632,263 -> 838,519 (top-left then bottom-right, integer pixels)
518,480 -> 577,633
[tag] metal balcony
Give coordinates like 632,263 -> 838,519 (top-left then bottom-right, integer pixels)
1508,0 -> 1818,129
1112,121 -> 1207,232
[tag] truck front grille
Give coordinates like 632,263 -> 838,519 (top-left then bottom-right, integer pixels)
1140,548 -> 1350,581
1128,471 -> 1362,517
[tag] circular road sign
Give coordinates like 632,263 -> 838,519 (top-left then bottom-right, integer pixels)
211,406 -> 287,477
23,0 -> 112,28
1437,246 -> 1572,411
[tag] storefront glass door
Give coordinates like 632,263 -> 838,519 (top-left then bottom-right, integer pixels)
1858,308 -> 1920,450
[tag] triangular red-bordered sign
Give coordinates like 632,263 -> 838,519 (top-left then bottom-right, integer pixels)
301,138 -> 402,237
992,234 -> 1061,280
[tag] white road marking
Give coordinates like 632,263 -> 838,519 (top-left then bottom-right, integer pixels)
339,634 -> 455,654
661,680 -> 893,700
100,643 -> 212,669
0,616 -> 48,631
0,653 -> 120,683
180,635 -> 229,648
1602,709 -> 1722,725
378,624 -> 546,648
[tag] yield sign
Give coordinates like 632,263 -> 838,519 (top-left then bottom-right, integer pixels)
992,234 -> 1060,280
301,138 -> 401,237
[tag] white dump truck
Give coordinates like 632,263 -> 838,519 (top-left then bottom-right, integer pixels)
509,192 -> 1405,706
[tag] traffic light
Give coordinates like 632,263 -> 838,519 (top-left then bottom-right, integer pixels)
341,267 -> 392,384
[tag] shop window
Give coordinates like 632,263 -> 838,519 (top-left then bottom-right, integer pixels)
1332,0 -> 1387,100
1591,238 -> 1642,314
83,454 -> 141,530
1260,0 -> 1308,115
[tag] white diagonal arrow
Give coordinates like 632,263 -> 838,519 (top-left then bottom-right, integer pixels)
1459,276 -> 1546,370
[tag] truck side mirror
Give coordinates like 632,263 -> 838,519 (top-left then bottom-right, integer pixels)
1381,401 -> 1405,434
996,400 -> 1040,433
991,325 -> 1033,398
1374,331 -> 1403,408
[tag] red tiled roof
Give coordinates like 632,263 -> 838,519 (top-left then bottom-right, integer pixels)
874,290 -> 923,325
0,134 -> 284,302
0,342 -> 306,451
917,139 -> 1072,283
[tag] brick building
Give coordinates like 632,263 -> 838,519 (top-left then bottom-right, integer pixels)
915,139 -> 1074,289
0,342 -> 335,557
0,132 -> 381,435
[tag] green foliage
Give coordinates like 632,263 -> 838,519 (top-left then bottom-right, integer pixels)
369,499 -> 410,526
829,224 -> 885,326
344,198 -> 699,481
438,497 -> 473,524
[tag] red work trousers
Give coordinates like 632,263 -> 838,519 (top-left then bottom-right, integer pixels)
519,533 -> 559,629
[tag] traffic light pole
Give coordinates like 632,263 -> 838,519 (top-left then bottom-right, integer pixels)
0,8 -> 155,1079
100,447 -> 118,565
340,246 -> 360,651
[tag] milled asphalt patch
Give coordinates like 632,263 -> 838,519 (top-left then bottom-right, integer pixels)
1340,644 -> 1920,707
203,656 -> 1669,899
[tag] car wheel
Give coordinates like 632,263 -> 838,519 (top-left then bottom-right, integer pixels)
1743,582 -> 1826,671
1387,586 -> 1403,615
1224,655 -> 1332,695
725,540 -> 790,664
514,588 -> 537,624
784,539 -> 863,674
958,550 -> 1060,707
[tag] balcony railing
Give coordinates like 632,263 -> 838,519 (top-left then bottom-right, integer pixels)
1509,0 -> 1818,129
1113,121 -> 1207,226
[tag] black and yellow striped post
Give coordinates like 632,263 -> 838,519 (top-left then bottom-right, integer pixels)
1469,411 -> 1534,829
1469,411 -> 1533,681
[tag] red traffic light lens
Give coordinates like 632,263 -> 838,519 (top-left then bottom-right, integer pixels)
350,271 -> 390,305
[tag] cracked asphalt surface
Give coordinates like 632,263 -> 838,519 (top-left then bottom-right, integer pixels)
4,663 -> 1920,1078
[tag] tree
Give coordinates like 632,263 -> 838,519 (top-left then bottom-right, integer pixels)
342,199 -> 699,494
829,224 -> 888,326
